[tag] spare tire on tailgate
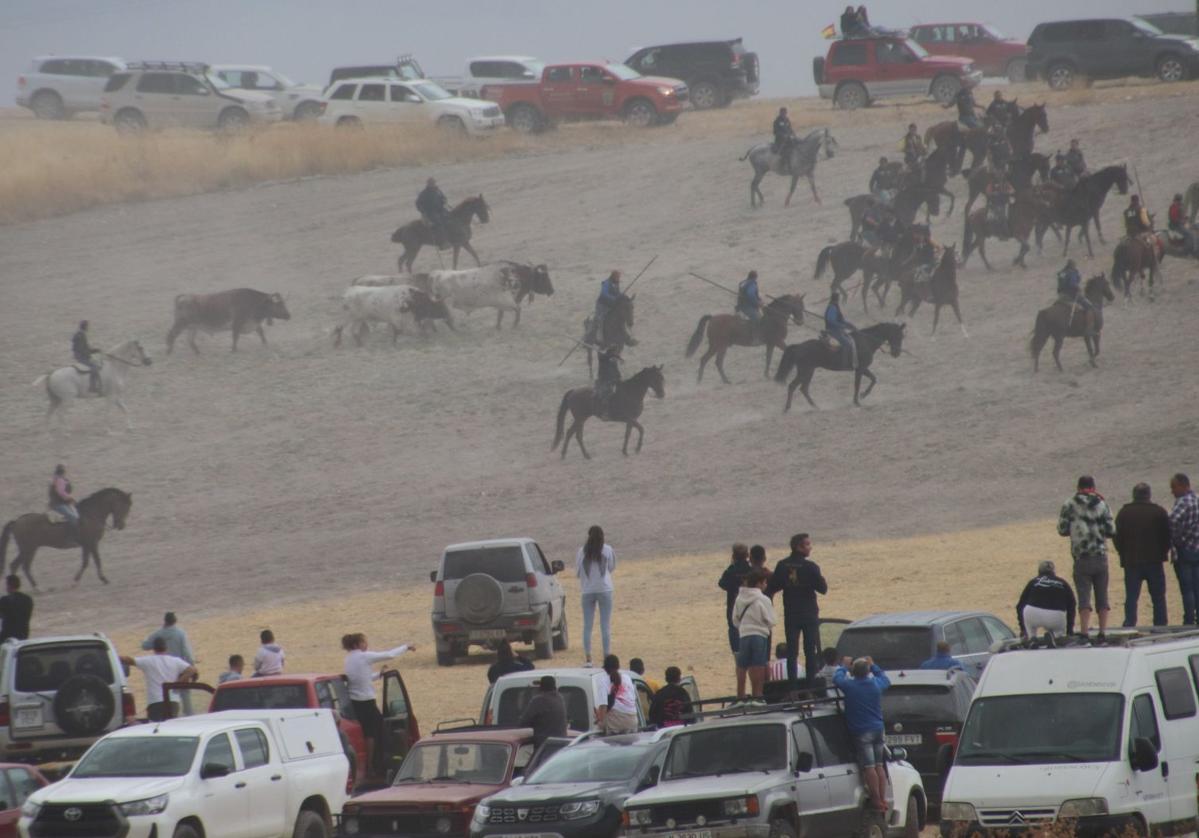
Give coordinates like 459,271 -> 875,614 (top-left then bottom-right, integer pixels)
455,573 -> 505,625
53,674 -> 115,736
812,57 -> 826,86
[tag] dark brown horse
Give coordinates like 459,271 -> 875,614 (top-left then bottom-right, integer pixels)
1030,274 -> 1114,372
814,242 -> 891,301
774,322 -> 906,411
926,121 -> 986,174
552,366 -> 665,459
962,191 -> 1050,270
1006,103 -> 1049,158
391,195 -> 490,272
0,488 -> 132,589
1111,235 -> 1164,300
583,294 -> 636,379
963,153 -> 1050,217
685,294 -> 806,383
1036,165 -> 1129,257
895,246 -> 965,336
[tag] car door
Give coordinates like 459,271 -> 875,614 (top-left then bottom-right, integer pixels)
3,766 -> 44,837
1128,692 -> 1172,828
541,66 -> 577,113
875,39 -> 926,96
132,72 -> 181,126
388,84 -> 426,125
172,73 -> 218,128
808,715 -> 863,834
950,618 -> 993,677
528,542 -> 564,626
381,669 -> 418,769
326,82 -> 357,119
792,720 -> 834,831
1103,20 -> 1151,76
354,82 -> 389,123
1071,20 -> 1112,77
197,732 -> 251,838
234,727 -> 287,836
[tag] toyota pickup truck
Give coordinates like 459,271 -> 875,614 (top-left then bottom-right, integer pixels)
18,709 -> 349,838
433,56 -> 544,99
479,62 -> 688,132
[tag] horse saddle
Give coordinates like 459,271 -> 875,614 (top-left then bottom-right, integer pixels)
45,508 -> 68,524
71,360 -> 102,374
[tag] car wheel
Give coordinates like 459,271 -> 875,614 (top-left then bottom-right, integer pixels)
624,98 -> 657,127
31,90 -> 65,120
293,100 -> 323,121
1006,58 -> 1028,84
173,824 -> 202,838
929,74 -> 961,105
438,115 -> 468,135
902,795 -> 921,838
689,80 -> 720,110
507,104 -> 543,134
857,807 -> 886,838
834,82 -> 869,110
292,809 -> 330,838
436,647 -> 456,666
1157,54 -> 1187,82
553,612 -> 569,651
218,107 -> 250,133
113,109 -> 146,135
1047,62 -> 1076,90
768,819 -> 798,838
534,618 -> 554,660
336,116 -> 363,129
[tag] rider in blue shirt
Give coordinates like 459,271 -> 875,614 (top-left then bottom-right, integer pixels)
589,270 -> 623,344
824,292 -> 857,369
736,271 -> 762,322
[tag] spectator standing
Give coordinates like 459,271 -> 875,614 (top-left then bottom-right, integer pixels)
219,654 -> 245,684
1016,560 -> 1077,639
576,525 -> 616,666
733,569 -> 776,700
121,637 -> 197,722
834,657 -> 891,812
0,575 -> 34,642
253,629 -> 286,676
1171,474 -> 1199,624
518,675 -> 568,747
767,533 -> 828,681
1057,476 -> 1115,638
919,641 -> 964,670
749,545 -> 771,575
141,612 -> 194,664
342,633 -> 414,774
648,667 -> 693,727
1113,483 -> 1172,627
629,658 -> 662,693
487,640 -> 535,684
597,655 -> 638,734
718,544 -> 752,654
815,647 -> 839,681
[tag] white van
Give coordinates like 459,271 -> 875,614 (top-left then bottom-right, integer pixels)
940,630 -> 1199,837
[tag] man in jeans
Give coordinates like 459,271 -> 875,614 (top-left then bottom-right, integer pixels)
718,544 -> 752,655
767,533 -> 828,681
1113,483 -> 1171,626
1057,476 -> 1115,639
1170,474 -> 1199,625
834,657 -> 891,812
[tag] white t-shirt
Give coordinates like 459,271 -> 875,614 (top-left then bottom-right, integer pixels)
344,645 -> 410,701
575,545 -> 616,594
608,672 -> 638,715
134,654 -> 191,706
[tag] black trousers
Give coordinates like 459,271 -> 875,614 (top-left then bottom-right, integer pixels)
784,612 -> 821,682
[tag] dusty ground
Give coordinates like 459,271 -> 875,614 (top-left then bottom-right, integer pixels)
1,87 -> 1197,721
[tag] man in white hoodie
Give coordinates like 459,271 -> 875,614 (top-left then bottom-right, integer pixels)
733,568 -> 777,701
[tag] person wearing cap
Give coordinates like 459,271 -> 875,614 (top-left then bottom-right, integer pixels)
518,675 -> 568,747
142,611 -> 195,664
1016,560 -> 1077,639
1049,152 -> 1076,190
1065,138 -> 1087,177
71,319 -> 102,394
48,464 -> 79,534
1167,193 -> 1194,255
415,176 -> 450,247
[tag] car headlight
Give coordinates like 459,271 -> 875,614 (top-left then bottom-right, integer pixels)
435,815 -> 453,833
343,814 -> 359,835
20,799 -> 41,819
721,795 -> 759,817
560,799 -> 601,820
940,802 -> 977,821
1059,798 -> 1109,818
472,803 -> 490,822
119,794 -> 169,816
628,807 -> 653,826
658,86 -> 674,96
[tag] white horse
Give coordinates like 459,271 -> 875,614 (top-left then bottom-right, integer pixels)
741,127 -> 840,208
33,339 -> 153,430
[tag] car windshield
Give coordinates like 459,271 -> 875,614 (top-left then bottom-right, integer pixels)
206,73 -> 230,90
956,694 -> 1123,765
524,60 -> 546,76
903,38 -> 930,58
1131,18 -> 1164,36
665,724 -> 786,779
838,627 -> 931,669
413,81 -> 451,100
881,685 -> 958,722
211,684 -> 308,710
74,737 -> 198,778
272,72 -> 295,87
527,742 -> 651,784
980,24 -> 1006,40
395,742 -> 511,784
606,64 -> 641,80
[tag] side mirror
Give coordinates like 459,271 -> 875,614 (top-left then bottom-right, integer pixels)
201,762 -> 230,780
1131,738 -> 1159,772
796,752 -> 815,774
509,776 -> 525,787
550,560 -> 565,574
430,570 -> 438,583
638,764 -> 661,790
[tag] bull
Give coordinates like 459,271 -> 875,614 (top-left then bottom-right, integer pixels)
166,288 -> 291,353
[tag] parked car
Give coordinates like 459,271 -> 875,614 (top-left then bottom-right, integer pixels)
472,730 -> 678,837
908,23 -> 1029,81
15,55 -> 125,119
0,765 -> 47,838
624,38 -> 759,109
621,701 -> 927,837
19,708 -> 349,838
432,538 -> 568,665
337,726 -> 543,838
210,64 -> 324,120
479,62 -> 688,132
940,630 -> 1199,837
320,77 -> 504,135
1027,17 -> 1199,89
0,633 -> 136,764
1137,12 -> 1198,36
836,611 -> 1016,677
328,55 -> 425,87
813,35 -> 983,109
99,61 -> 282,133
880,668 -> 977,808
433,56 -> 545,99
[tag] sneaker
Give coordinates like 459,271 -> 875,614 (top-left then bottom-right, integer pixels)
583,659 -> 594,668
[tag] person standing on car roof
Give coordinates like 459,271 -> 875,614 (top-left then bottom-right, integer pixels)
1169,473 -> 1199,625
1016,560 -> 1077,640
718,544 -> 753,655
767,533 -> 828,681
1113,483 -> 1171,627
1058,475 -> 1115,639
834,657 -> 891,813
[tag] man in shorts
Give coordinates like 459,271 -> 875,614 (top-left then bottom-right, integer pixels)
1057,475 -> 1115,639
834,656 -> 891,812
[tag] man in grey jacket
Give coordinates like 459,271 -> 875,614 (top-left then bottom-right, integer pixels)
519,676 -> 568,747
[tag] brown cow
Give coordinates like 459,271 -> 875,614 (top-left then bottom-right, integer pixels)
166,289 -> 291,353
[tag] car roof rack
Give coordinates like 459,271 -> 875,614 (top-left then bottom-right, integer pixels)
125,61 -> 209,73
433,718 -> 493,733
689,688 -> 843,722
995,627 -> 1199,654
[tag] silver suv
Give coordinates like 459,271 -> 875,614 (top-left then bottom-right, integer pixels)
211,64 -> 325,120
16,55 -> 126,119
99,61 -> 282,133
0,634 -> 134,763
431,538 -> 568,666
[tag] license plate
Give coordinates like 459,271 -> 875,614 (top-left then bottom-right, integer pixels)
665,832 -> 713,838
13,707 -> 42,729
470,629 -> 506,640
885,734 -> 923,745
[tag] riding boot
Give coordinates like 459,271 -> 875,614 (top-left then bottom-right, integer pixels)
89,373 -> 101,395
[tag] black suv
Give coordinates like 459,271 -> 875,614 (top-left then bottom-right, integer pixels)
1027,17 -> 1199,89
625,38 -> 759,109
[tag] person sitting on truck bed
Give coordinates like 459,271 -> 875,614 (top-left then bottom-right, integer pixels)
648,666 -> 693,727
1016,559 -> 1077,641
833,656 -> 891,813
487,639 -> 535,684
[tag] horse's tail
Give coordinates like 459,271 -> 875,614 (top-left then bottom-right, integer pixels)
814,245 -> 834,280
685,315 -> 712,358
1110,243 -> 1126,291
774,345 -> 800,384
551,391 -> 571,451
739,146 -> 756,162
1030,310 -> 1049,359
0,520 -> 13,576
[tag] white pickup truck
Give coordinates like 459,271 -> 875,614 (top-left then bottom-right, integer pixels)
432,55 -> 544,98
19,709 -> 349,838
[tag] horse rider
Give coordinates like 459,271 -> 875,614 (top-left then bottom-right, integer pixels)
824,292 -> 857,370
1049,152 -> 1077,190
1168,193 -> 1195,255
904,225 -> 939,285
945,80 -> 982,130
900,124 -> 926,177
1056,259 -> 1095,330
1123,195 -> 1152,239
986,122 -> 1012,175
416,176 -> 450,247
985,175 -> 1015,236
869,156 -> 898,204
594,344 -> 623,419
736,270 -> 764,342
985,91 -> 1011,127
72,319 -> 102,395
772,107 -> 795,170
588,270 -> 623,345
1065,139 -> 1088,178
48,464 -> 80,535
860,202 -> 894,253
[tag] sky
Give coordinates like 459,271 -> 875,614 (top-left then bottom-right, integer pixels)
1,0 -> 1192,103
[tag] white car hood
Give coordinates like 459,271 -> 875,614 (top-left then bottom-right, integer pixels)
441,96 -> 498,111
945,762 -> 1109,807
224,90 -> 277,106
34,776 -> 184,804
629,773 -> 779,807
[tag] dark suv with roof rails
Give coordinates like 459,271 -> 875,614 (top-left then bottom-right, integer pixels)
1027,17 -> 1199,89
836,610 -> 1016,679
625,38 -> 759,109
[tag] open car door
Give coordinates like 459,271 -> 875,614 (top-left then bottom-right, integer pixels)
380,669 -> 419,777
160,682 -> 215,719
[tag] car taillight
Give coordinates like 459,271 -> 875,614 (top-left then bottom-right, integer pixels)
935,727 -> 959,745
122,690 -> 136,720
434,580 -> 445,596
731,54 -> 741,67
17,75 -> 27,88
525,573 -> 538,588
0,699 -> 9,727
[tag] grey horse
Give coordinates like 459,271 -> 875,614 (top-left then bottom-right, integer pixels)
741,127 -> 839,208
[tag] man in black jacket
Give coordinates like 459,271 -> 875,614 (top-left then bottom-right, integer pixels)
767,533 -> 828,680
0,575 -> 33,642
1114,483 -> 1172,627
718,544 -> 752,654
1016,560 -> 1077,639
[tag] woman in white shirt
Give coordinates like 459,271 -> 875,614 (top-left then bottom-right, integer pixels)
342,632 -> 414,776
597,654 -> 639,734
575,525 -> 615,666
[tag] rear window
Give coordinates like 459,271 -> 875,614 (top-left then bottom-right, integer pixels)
497,685 -> 590,731
104,73 -> 131,93
15,643 -> 114,692
211,684 -> 308,710
837,627 -> 932,669
443,546 -> 527,582
831,43 -> 869,66
881,685 -> 957,722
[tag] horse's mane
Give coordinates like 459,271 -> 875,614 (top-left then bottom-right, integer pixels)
104,339 -> 140,355
452,196 -> 484,212
77,487 -> 130,508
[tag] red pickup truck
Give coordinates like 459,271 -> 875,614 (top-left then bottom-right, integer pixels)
480,61 -> 688,132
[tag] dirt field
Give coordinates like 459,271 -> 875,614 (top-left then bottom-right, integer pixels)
1,87 -> 1197,720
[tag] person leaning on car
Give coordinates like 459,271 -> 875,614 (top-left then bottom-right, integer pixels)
518,675 -> 568,747
1113,483 -> 1172,627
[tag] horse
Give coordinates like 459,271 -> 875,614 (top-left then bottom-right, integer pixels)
1006,103 -> 1049,158
892,145 -> 957,226
1036,165 -> 1129,257
963,153 -> 1049,217
1030,274 -> 1115,372
921,122 -> 965,176
814,242 -> 891,301
1186,181 -> 1199,224
862,232 -> 918,313
0,487 -> 132,589
742,127 -> 839,208
391,195 -> 491,272
962,191 -> 1049,270
33,339 -> 153,431
774,322 -> 906,411
895,246 -> 966,336
583,294 -> 636,380
1111,235 -> 1163,300
551,366 -> 665,459
684,294 -> 806,383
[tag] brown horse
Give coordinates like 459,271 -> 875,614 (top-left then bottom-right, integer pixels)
925,121 -> 986,174
391,195 -> 490,272
1111,235 -> 1163,300
814,242 -> 889,298
552,366 -> 665,459
684,294 -> 806,383
963,153 -> 1050,217
1030,274 -> 1114,372
0,487 -> 132,589
962,192 -> 1048,270
895,246 -> 965,336
773,322 -> 906,411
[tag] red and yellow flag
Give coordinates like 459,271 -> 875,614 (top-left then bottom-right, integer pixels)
821,23 -> 837,39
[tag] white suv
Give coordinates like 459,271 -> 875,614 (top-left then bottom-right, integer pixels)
320,77 -> 505,135
210,64 -> 325,120
16,55 -> 126,119
431,538 -> 568,665
99,62 -> 282,133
